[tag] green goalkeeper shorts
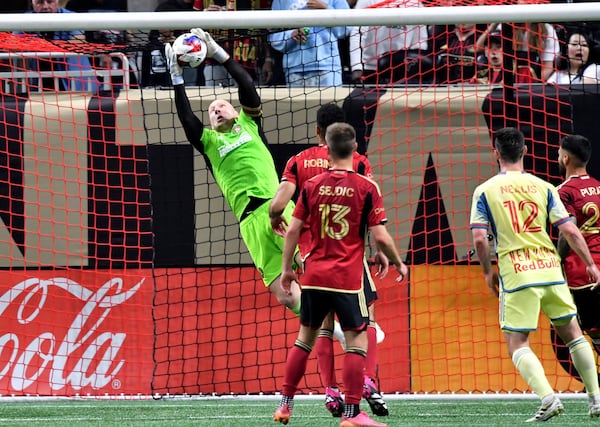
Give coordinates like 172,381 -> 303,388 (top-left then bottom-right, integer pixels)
240,199 -> 295,288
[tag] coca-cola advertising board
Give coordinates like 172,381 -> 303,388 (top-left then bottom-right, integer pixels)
0,270 -> 153,396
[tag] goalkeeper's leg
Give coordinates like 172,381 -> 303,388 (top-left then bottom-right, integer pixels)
268,274 -> 301,316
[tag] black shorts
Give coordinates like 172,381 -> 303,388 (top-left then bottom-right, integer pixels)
363,258 -> 378,306
300,288 -> 369,332
572,287 -> 600,332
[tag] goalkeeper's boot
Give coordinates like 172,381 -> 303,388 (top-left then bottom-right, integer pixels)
589,396 -> 600,418
325,386 -> 344,417
525,396 -> 564,422
273,404 -> 292,425
363,376 -> 389,416
340,411 -> 388,427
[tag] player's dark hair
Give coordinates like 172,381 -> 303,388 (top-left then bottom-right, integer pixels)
326,123 -> 356,159
494,127 -> 525,163
560,134 -> 592,166
317,103 -> 346,135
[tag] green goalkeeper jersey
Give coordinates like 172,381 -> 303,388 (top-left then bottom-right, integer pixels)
200,110 -> 279,220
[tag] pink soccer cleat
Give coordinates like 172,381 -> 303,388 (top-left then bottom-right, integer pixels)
340,410 -> 388,427
273,404 -> 292,425
363,376 -> 389,416
325,386 -> 344,417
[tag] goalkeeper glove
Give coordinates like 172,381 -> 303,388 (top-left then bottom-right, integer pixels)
164,42 -> 184,86
190,28 -> 230,64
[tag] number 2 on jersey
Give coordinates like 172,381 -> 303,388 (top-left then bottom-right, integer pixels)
580,201 -> 600,234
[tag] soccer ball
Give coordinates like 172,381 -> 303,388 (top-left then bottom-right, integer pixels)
172,33 -> 207,68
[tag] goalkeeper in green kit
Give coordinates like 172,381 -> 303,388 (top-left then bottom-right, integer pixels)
164,28 -> 300,315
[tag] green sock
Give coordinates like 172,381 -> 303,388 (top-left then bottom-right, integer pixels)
289,299 -> 301,317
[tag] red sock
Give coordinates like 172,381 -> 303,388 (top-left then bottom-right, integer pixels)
364,325 -> 378,379
282,345 -> 310,397
315,335 -> 336,387
343,351 -> 366,405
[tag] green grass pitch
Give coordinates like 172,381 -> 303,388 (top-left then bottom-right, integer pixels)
0,396 -> 598,426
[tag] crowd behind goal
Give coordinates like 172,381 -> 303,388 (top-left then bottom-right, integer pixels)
2,0 -> 600,92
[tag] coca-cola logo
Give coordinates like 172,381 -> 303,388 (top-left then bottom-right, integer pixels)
0,277 -> 143,392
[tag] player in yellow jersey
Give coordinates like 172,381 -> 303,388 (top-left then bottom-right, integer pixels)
470,127 -> 600,422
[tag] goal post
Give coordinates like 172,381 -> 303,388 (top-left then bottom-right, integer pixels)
3,4 -> 600,31
0,3 -> 598,397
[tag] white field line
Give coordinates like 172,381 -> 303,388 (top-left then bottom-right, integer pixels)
0,391 -> 589,402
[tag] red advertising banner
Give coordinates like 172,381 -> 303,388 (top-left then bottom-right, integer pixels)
0,270 -> 154,396
0,267 -> 411,396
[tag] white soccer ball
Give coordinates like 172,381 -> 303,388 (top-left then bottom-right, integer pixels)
172,32 -> 208,68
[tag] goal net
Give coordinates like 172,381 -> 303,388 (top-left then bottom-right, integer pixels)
0,1 -> 598,397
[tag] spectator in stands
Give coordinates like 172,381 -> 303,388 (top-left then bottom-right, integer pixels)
336,0 -> 355,84
477,21 -> 559,82
199,0 -> 276,87
26,0 -> 85,42
17,0 -> 97,91
141,0 -> 203,87
199,2 -> 235,86
349,0 -> 428,85
164,27 -> 302,325
273,122 -> 407,427
64,0 -> 134,88
471,31 -> 537,85
64,0 -> 127,45
433,23 -> 482,84
471,32 -> 503,85
268,0 -> 351,87
65,0 -> 127,42
547,31 -> 600,85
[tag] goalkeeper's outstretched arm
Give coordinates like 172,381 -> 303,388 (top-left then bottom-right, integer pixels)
224,59 -> 261,113
164,42 -> 205,153
173,85 -> 204,153
189,28 -> 260,113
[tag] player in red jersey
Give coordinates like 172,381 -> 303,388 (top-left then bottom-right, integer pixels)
553,134 -> 600,378
272,104 -> 373,258
269,103 -> 390,417
273,122 -> 407,427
